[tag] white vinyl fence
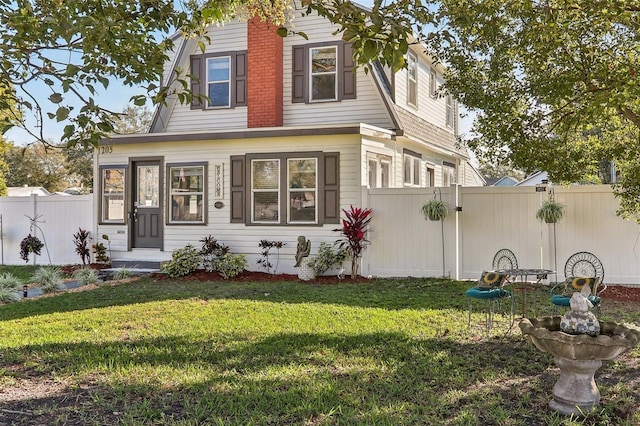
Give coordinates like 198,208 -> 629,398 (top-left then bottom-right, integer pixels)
0,195 -> 93,265
1,187 -> 638,285
364,185 -> 640,285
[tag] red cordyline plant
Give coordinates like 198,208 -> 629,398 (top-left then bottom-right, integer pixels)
334,206 -> 373,279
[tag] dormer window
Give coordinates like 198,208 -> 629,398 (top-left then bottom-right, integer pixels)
207,57 -> 231,108
310,46 -> 337,101
189,51 -> 247,110
292,42 -> 356,103
407,51 -> 418,107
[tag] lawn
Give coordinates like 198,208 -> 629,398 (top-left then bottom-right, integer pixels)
0,273 -> 639,425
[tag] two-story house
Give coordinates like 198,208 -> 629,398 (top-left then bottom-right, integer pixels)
95,4 -> 483,273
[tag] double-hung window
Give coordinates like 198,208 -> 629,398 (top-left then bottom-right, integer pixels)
368,153 -> 392,188
292,42 -> 356,103
168,163 -> 206,224
446,94 -> 457,130
207,57 -> 231,108
251,159 -> 280,223
190,51 -> 247,109
407,51 -> 418,107
404,151 -> 421,187
310,47 -> 338,101
429,67 -> 437,98
100,166 -> 126,223
231,152 -> 340,225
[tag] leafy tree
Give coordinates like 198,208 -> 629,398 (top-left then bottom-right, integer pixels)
4,143 -> 70,192
112,106 -> 154,135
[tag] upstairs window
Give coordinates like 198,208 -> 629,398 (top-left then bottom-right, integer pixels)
207,57 -> 231,108
429,67 -> 437,98
292,42 -> 356,103
446,94 -> 457,131
310,47 -> 337,101
190,51 -> 247,109
407,52 -> 418,107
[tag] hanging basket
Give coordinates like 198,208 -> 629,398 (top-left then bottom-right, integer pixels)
421,199 -> 448,221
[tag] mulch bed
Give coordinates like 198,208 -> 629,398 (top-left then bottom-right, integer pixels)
602,285 -> 640,303
156,269 -> 370,284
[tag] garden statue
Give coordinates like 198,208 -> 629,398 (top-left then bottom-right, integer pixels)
560,283 -> 600,336
294,236 -> 311,267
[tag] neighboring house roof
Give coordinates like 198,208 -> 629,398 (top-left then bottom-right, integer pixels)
7,186 -> 50,196
492,176 -> 519,187
516,171 -> 550,186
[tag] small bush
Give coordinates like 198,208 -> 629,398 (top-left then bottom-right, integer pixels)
0,286 -> 20,303
32,267 -> 65,293
72,267 -> 100,286
112,268 -> 132,280
0,272 -> 21,290
73,228 -> 91,265
200,235 -> 230,273
211,253 -> 247,279
92,242 -> 109,264
309,242 -> 348,276
162,244 -> 201,278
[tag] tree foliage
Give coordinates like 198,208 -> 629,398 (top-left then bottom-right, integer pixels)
3,0 -> 640,218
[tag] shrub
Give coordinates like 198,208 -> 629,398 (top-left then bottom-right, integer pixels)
211,253 -> 247,279
73,228 -> 91,265
0,272 -> 21,290
200,235 -> 230,273
32,267 -> 64,293
334,206 -> 373,279
309,242 -> 348,276
112,267 -> 132,280
72,267 -> 100,286
162,244 -> 201,278
92,242 -> 109,264
257,240 -> 285,275
0,272 -> 21,303
0,286 -> 20,303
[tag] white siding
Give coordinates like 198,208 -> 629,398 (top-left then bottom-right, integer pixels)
395,50 -> 453,133
97,134 -> 364,272
161,22 -> 249,133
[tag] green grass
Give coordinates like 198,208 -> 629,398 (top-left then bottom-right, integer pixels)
1,275 -> 639,425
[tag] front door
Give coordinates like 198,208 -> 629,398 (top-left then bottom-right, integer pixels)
132,161 -> 163,249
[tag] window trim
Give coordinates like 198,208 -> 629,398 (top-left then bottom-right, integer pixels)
166,162 -> 208,225
403,150 -> 422,187
206,56 -> 231,109
98,165 -> 128,225
309,46 -> 338,102
367,152 -> 392,188
407,51 -> 418,108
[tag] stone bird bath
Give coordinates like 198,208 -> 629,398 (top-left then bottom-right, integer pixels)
519,316 -> 640,416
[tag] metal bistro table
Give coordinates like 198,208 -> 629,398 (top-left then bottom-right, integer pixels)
496,268 -> 555,317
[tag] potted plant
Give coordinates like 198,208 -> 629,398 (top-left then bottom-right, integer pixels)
536,200 -> 564,223
421,199 -> 448,221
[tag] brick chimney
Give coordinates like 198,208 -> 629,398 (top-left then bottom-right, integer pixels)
247,17 -> 283,128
